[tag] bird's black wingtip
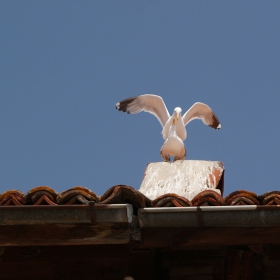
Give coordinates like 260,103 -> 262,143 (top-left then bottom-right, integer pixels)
115,96 -> 137,113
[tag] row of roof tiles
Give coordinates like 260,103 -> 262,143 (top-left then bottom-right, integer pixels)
0,186 -> 279,208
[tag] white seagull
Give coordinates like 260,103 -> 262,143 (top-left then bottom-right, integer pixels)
160,118 -> 186,162
115,94 -> 221,161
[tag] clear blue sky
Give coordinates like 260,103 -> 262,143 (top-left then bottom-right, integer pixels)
1,1 -> 279,197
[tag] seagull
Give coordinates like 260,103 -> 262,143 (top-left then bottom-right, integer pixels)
115,94 -> 221,160
160,118 -> 186,162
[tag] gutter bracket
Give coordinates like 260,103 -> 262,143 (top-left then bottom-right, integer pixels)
89,201 -> 96,224
197,207 -> 204,228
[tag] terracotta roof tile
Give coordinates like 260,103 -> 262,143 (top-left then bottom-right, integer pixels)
258,191 -> 280,205
26,186 -> 57,205
191,190 -> 224,206
225,190 -> 260,205
0,190 -> 26,206
56,186 -> 99,205
152,193 -> 192,207
100,185 -> 151,214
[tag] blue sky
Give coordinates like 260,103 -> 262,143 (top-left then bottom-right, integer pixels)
1,1 -> 279,197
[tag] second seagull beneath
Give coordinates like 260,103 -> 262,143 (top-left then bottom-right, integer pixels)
160,118 -> 186,162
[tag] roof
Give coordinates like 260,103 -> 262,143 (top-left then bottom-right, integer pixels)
0,160 -> 280,247
1,165 -> 280,280
0,185 -> 279,207
0,184 -> 280,246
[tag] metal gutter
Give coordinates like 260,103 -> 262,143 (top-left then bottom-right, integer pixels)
0,204 -> 133,225
138,206 -> 280,228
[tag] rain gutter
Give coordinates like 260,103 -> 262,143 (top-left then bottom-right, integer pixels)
138,205 -> 280,228
0,203 -> 133,225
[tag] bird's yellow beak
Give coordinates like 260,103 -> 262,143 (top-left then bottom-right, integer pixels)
176,113 -> 179,120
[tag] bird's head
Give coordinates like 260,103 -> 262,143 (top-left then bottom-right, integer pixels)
173,107 -> 182,120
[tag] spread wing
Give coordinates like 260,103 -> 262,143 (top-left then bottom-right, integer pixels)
115,94 -> 170,127
183,102 -> 221,129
